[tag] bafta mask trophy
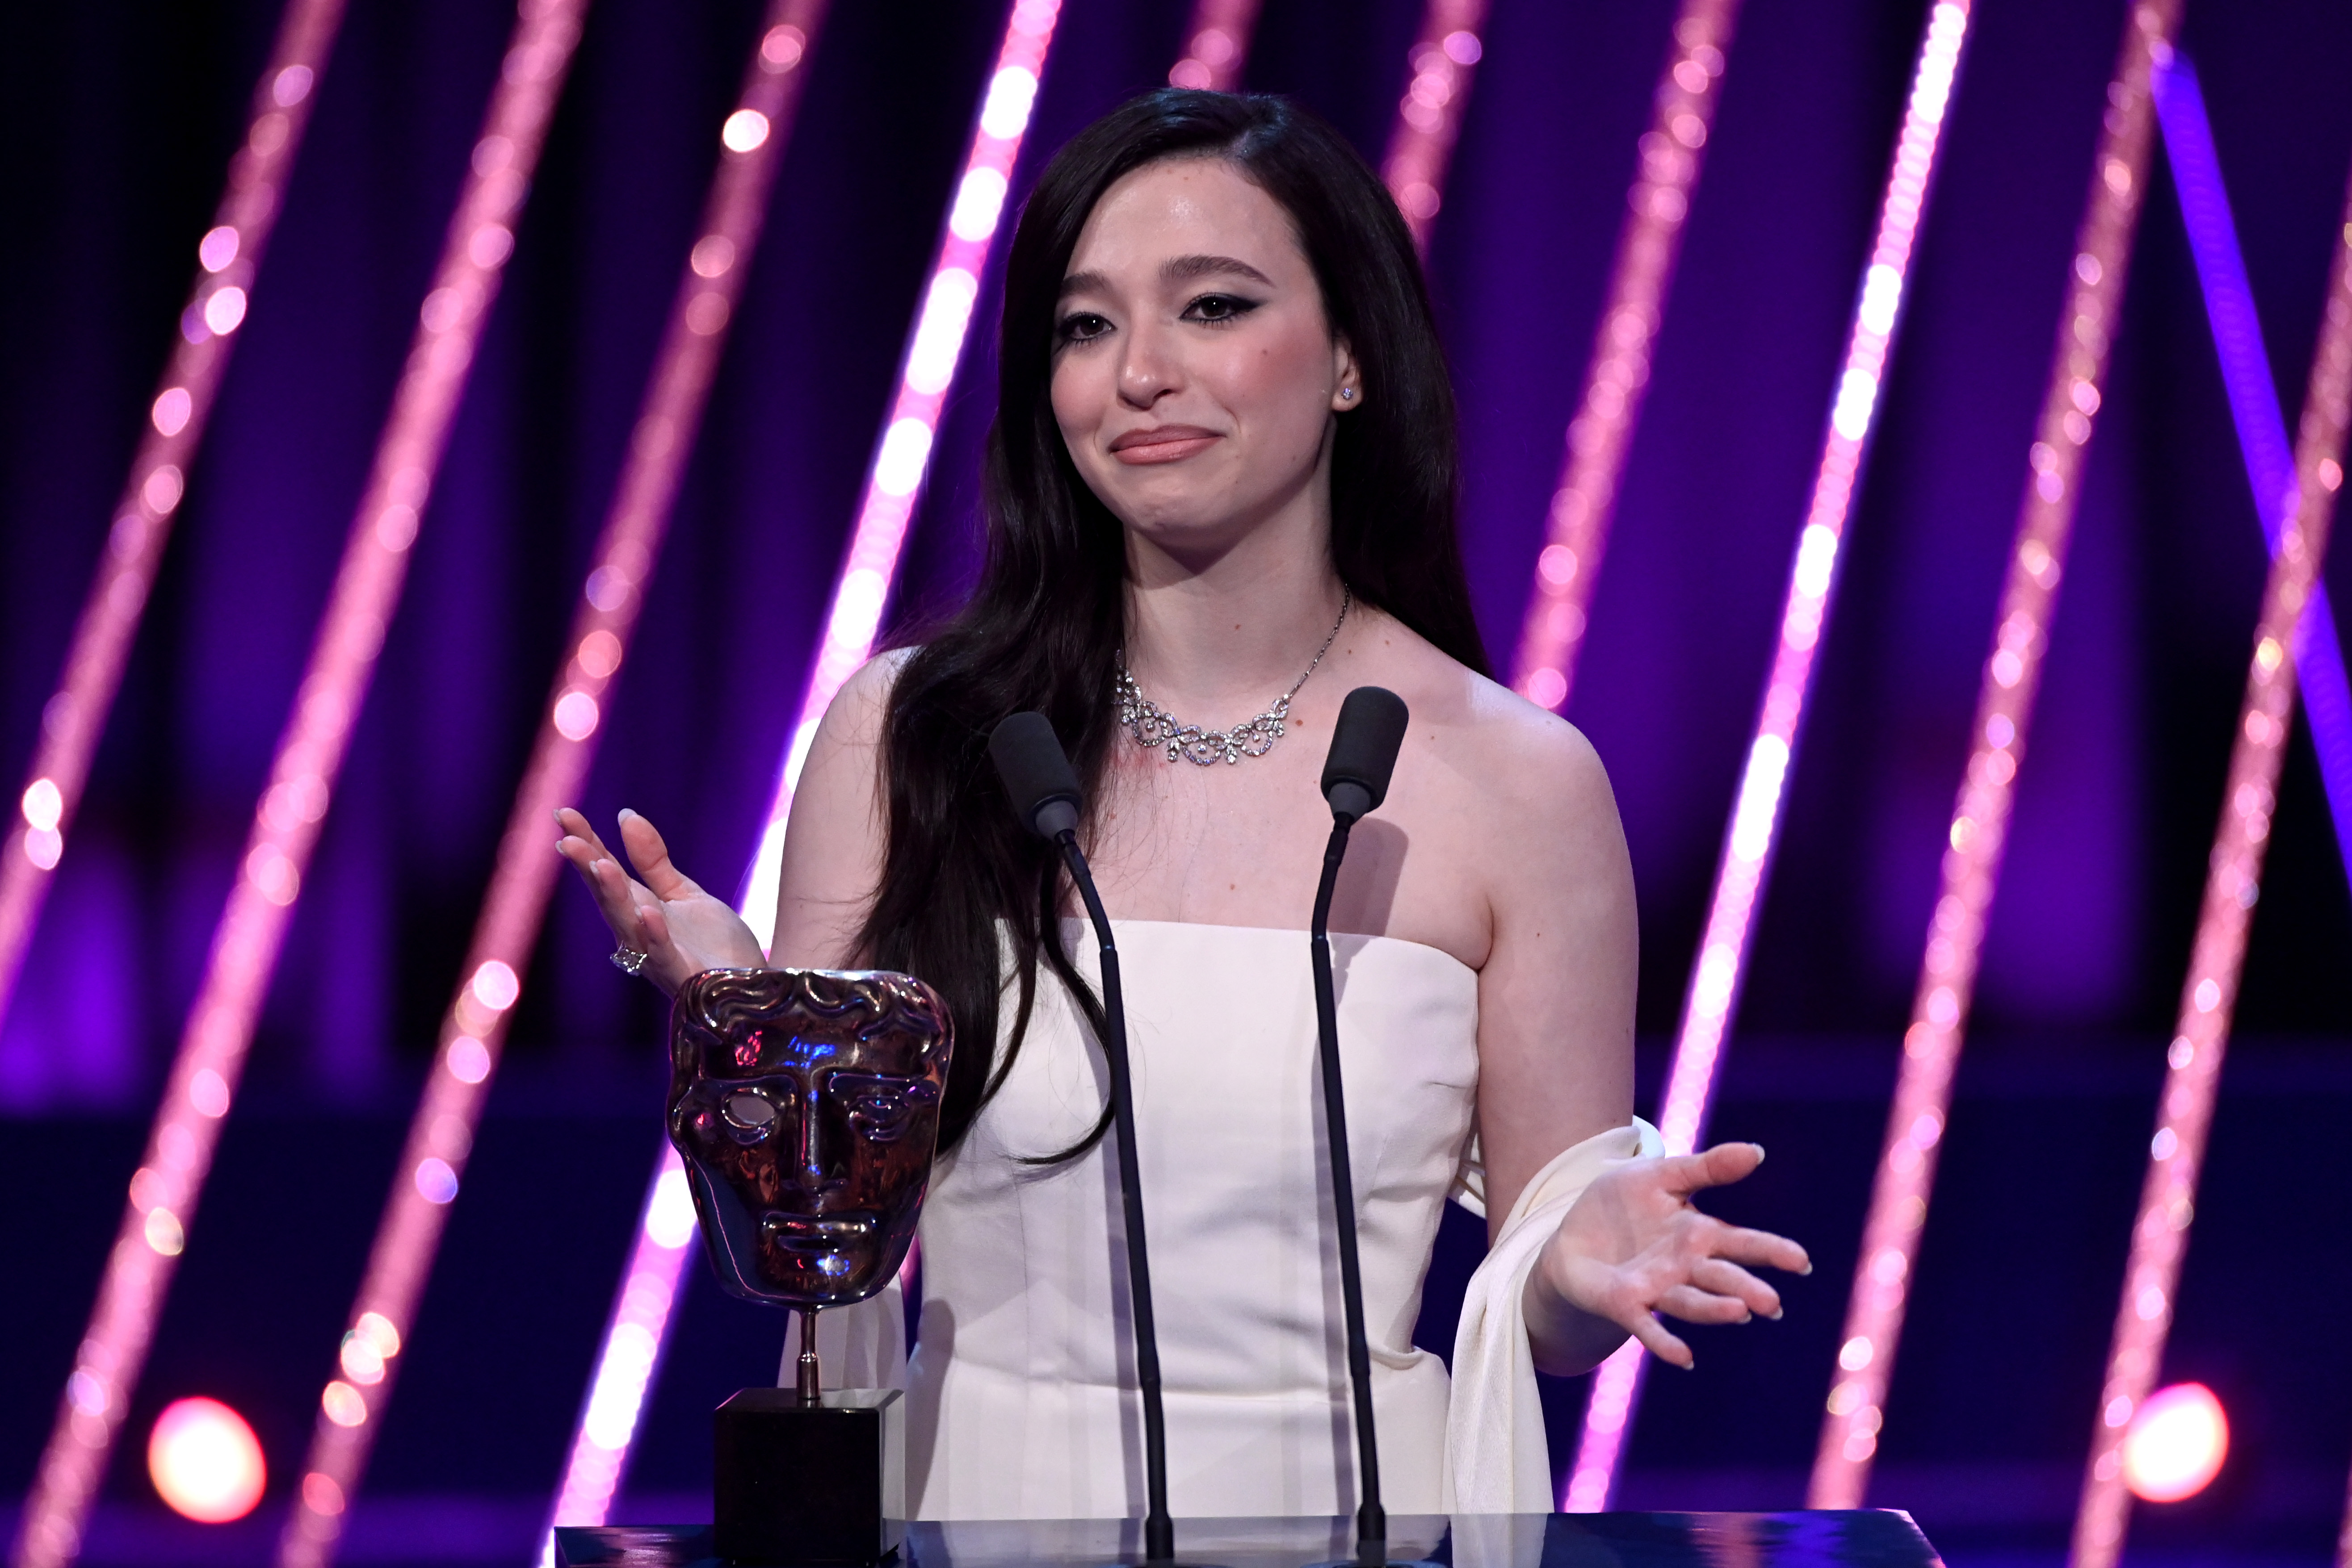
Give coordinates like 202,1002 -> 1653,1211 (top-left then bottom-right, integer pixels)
668,967 -> 953,1566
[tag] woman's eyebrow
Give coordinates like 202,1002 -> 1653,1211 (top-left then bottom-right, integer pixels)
1057,254 -> 1276,298
1162,252 -> 1273,286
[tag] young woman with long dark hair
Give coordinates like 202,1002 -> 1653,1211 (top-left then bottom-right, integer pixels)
559,90 -> 1805,1519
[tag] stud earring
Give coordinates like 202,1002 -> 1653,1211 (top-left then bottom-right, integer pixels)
1340,387 -> 1355,400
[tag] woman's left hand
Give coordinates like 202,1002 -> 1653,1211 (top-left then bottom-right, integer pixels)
1527,1142 -> 1810,1371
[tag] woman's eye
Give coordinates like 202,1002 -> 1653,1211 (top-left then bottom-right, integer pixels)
1058,312 -> 1112,343
1184,293 -> 1257,325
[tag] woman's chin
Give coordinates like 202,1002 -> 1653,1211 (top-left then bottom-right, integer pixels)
1117,508 -> 1261,565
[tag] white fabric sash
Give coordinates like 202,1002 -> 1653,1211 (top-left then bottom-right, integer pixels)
1441,1118 -> 1664,1513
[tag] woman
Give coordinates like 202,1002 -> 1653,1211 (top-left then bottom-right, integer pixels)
559,90 -> 1806,1519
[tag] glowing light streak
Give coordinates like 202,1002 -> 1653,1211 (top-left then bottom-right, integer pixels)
1168,0 -> 1263,92
1380,0 -> 1489,256
739,0 -> 1065,949
1806,1 -> 2177,1509
264,9 -> 827,1566
2070,167 -> 2352,1568
533,1152 -> 697,1568
1513,0 -> 1743,715
1562,0 -> 1974,1513
6,8 -> 589,1567
0,0 -> 349,1048
2153,54 -> 2352,891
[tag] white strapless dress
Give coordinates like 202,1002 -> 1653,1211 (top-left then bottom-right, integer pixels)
784,919 -> 1660,1520
909,919 -> 1478,1520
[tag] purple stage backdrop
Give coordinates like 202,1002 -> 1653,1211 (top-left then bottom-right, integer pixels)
2,1 -> 2348,1564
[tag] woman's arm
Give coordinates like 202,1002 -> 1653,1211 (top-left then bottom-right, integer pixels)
1467,707 -> 1638,1235
765,652 -> 901,970
1466,695 -> 1806,1375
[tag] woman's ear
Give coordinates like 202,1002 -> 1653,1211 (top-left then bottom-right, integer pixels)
1331,338 -> 1363,412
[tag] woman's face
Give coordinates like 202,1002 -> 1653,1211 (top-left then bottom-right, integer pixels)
1050,157 -> 1357,564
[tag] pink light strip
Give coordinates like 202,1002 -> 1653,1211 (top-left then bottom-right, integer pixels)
273,10 -> 826,1565
4,6 -> 589,1566
1561,0 -> 1973,1514
1380,0 -> 1489,256
739,0 -> 1065,947
536,1148 -> 696,1566
1168,0 -> 1263,92
1510,0 -> 1742,713
0,0 -> 349,1039
2069,176 -> 2352,1568
1807,0 -> 2179,1510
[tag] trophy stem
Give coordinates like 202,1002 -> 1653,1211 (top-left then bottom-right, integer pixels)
795,1306 -> 822,1405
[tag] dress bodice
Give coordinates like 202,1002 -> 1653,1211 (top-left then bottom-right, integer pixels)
904,919 -> 1481,1520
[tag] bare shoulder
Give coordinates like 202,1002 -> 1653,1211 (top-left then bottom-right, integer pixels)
1362,610 -> 1616,833
772,649 -> 919,966
1353,610 -> 1628,954
811,646 -> 916,752
1455,669 -> 1610,810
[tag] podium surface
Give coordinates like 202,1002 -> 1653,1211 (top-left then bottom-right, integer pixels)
557,1510 -> 1941,1567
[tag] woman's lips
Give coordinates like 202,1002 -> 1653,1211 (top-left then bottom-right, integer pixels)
1109,427 -> 1220,465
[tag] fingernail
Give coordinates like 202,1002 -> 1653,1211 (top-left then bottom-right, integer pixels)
1767,1308 -> 1784,1320
1800,1262 -> 1814,1276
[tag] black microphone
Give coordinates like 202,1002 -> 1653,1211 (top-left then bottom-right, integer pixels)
1320,687 -> 1409,826
1310,687 -> 1411,1568
988,712 -> 1196,1568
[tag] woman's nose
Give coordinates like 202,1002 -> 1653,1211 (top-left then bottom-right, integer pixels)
1118,328 -> 1178,407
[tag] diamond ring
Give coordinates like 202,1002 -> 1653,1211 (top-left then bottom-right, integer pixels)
609,947 -> 650,976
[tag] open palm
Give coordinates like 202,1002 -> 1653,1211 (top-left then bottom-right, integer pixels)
554,806 -> 766,995
1535,1142 -> 1810,1369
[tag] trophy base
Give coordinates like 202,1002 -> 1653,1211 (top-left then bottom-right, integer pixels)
713,1387 -> 905,1565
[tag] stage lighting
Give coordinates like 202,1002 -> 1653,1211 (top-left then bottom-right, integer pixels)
147,1396 -> 266,1523
2122,1382 -> 2229,1503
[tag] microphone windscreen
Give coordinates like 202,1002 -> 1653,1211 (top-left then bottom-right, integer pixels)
1321,686 -> 1410,815
989,711 -> 1084,837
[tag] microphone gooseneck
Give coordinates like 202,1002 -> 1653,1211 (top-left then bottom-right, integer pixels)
1312,687 -> 1410,1567
987,713 -> 1183,1568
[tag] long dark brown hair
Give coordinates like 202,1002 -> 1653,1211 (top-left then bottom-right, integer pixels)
855,90 -> 1487,1156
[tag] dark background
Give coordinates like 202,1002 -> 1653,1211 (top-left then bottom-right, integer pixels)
2,0 -> 2348,1564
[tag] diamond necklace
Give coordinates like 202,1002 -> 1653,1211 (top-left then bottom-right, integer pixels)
1115,586 -> 1352,765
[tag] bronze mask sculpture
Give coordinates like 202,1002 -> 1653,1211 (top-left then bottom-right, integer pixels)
668,967 -> 953,1391
668,967 -> 952,1567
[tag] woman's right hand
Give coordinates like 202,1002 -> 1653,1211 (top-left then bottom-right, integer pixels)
555,806 -> 767,995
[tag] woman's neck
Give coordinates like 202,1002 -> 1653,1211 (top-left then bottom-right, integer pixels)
1121,515 -> 1348,717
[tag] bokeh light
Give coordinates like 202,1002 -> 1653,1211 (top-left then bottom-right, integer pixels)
147,1397 -> 266,1523
721,108 -> 770,152
2123,1383 -> 2229,1503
